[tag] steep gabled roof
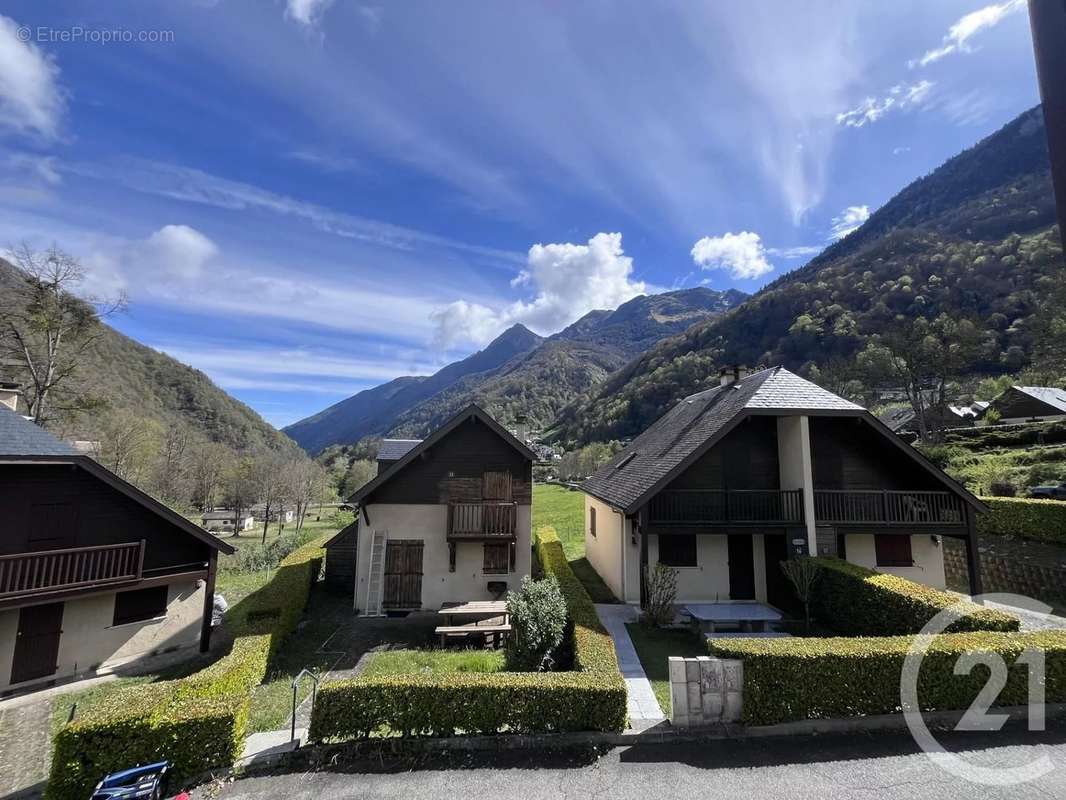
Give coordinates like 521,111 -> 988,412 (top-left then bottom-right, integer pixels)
581,366 -> 982,515
0,408 -> 234,554
1013,386 -> 1066,415
377,438 -> 422,462
349,404 -> 536,505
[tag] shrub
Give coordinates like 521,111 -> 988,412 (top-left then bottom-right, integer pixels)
977,496 -> 1066,544
47,537 -> 326,800
505,575 -> 567,671
808,558 -> 1018,635
642,563 -> 678,627
709,630 -> 1066,725
309,526 -> 626,741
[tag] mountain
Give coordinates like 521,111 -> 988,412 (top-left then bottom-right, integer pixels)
550,106 -> 1065,446
286,287 -> 746,452
0,258 -> 295,456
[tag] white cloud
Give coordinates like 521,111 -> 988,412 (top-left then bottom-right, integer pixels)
836,80 -> 934,128
892,146 -> 911,156
690,231 -> 774,281
143,224 -> 218,280
912,0 -> 1025,68
0,16 -> 65,140
284,0 -> 335,27
767,244 -> 822,260
431,232 -> 646,349
829,205 -> 871,240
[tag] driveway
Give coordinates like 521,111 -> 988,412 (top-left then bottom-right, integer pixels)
197,725 -> 1066,800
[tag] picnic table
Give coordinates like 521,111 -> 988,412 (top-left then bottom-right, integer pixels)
435,601 -> 511,647
683,602 -> 782,634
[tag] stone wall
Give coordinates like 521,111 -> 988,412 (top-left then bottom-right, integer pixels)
668,655 -> 743,727
944,536 -> 1066,608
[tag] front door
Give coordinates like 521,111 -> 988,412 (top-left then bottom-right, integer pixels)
763,534 -> 794,610
383,540 -> 424,609
11,602 -> 64,685
727,535 -> 756,600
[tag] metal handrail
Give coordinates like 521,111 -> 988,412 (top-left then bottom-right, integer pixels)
291,668 -> 320,742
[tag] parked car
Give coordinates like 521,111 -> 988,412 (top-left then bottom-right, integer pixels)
90,761 -> 170,800
1029,482 -> 1066,500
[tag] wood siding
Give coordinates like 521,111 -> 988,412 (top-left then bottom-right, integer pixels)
665,416 -> 781,492
809,418 -> 942,491
367,417 -> 532,505
0,464 -> 212,572
991,388 -> 1065,420
323,522 -> 358,593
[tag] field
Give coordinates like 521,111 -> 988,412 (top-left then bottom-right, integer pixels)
531,483 -> 618,603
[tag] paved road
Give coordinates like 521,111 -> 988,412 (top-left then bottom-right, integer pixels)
197,725 -> 1066,800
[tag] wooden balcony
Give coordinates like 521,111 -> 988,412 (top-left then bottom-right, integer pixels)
813,490 -> 965,526
0,541 -> 145,601
648,490 -> 805,526
447,502 -> 518,540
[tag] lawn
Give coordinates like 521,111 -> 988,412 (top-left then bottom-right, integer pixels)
625,623 -> 706,712
361,648 -> 505,677
532,483 -> 618,603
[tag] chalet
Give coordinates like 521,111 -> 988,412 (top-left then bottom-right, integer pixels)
879,402 -> 986,435
249,504 -> 294,525
988,386 -> 1066,425
201,510 -> 255,533
0,408 -> 233,693
581,367 -> 985,609
324,405 -> 535,613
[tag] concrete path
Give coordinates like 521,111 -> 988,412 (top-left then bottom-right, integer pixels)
0,695 -> 52,798
595,604 -> 665,724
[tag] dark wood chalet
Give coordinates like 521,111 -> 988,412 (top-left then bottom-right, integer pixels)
0,408 -> 233,692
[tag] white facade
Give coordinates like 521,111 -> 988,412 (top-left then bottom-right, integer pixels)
583,494 -> 640,604
0,581 -> 204,692
353,503 -> 533,612
844,533 -> 947,589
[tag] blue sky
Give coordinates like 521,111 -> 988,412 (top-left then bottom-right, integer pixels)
0,0 -> 1041,428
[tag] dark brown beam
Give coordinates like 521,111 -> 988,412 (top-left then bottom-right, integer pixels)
200,551 -> 218,653
1029,0 -> 1066,246
964,507 -> 984,598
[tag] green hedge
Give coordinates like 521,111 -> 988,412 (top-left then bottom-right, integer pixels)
709,630 -> 1066,725
976,496 -> 1066,544
47,539 -> 326,800
308,526 -> 626,741
809,558 -> 1018,635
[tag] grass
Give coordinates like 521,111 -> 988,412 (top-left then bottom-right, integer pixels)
361,648 -> 506,677
532,483 -> 618,603
625,623 -> 706,712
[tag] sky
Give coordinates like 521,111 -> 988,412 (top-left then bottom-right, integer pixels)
0,0 -> 1042,428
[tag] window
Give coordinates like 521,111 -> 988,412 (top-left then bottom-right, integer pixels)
658,534 -> 698,567
483,542 -> 510,575
589,506 -> 597,538
875,535 -> 913,567
112,585 -> 168,626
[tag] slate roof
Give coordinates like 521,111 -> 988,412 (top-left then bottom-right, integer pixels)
582,366 -> 863,513
1014,386 -> 1066,414
0,407 -> 78,457
377,438 -> 423,462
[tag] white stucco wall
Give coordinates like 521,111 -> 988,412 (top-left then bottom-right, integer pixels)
355,503 -> 533,612
583,494 -> 640,604
648,534 -> 768,604
0,581 -> 204,691
845,533 -> 947,589
777,415 -> 816,555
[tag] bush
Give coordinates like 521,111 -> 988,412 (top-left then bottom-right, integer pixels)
808,558 -> 1018,636
977,496 -> 1066,544
48,538 -> 326,800
709,630 -> 1066,725
309,526 -> 626,741
505,575 -> 567,671
642,563 -> 678,627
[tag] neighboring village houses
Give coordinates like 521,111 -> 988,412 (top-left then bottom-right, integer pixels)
324,405 -> 535,613
581,367 -> 986,608
200,510 -> 256,533
987,385 -> 1066,425
0,407 -> 233,693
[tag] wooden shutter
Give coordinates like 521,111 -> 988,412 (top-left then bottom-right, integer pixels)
482,471 -> 512,501
483,542 -> 509,575
384,540 -> 424,609
875,534 -> 913,567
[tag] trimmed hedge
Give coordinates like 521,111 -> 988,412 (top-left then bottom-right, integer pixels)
976,496 -> 1066,544
709,630 -> 1066,725
47,539 -> 326,800
809,557 -> 1018,635
308,526 -> 626,741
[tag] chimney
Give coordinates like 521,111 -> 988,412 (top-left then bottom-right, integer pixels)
0,381 -> 21,413
719,365 -> 748,387
514,413 -> 529,443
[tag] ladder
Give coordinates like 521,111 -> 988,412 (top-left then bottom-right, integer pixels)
364,530 -> 387,616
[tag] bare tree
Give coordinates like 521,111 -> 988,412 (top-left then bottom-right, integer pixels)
286,456 -> 326,534
190,441 -> 228,513
0,244 -> 125,424
252,450 -> 289,543
222,453 -> 256,537
97,412 -> 161,484
152,424 -> 190,506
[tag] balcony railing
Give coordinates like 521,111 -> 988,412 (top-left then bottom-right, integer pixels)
0,541 -> 145,600
813,490 -> 964,526
447,502 -> 518,539
648,490 -> 805,526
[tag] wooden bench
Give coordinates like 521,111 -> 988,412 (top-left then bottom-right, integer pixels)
435,623 -> 512,647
